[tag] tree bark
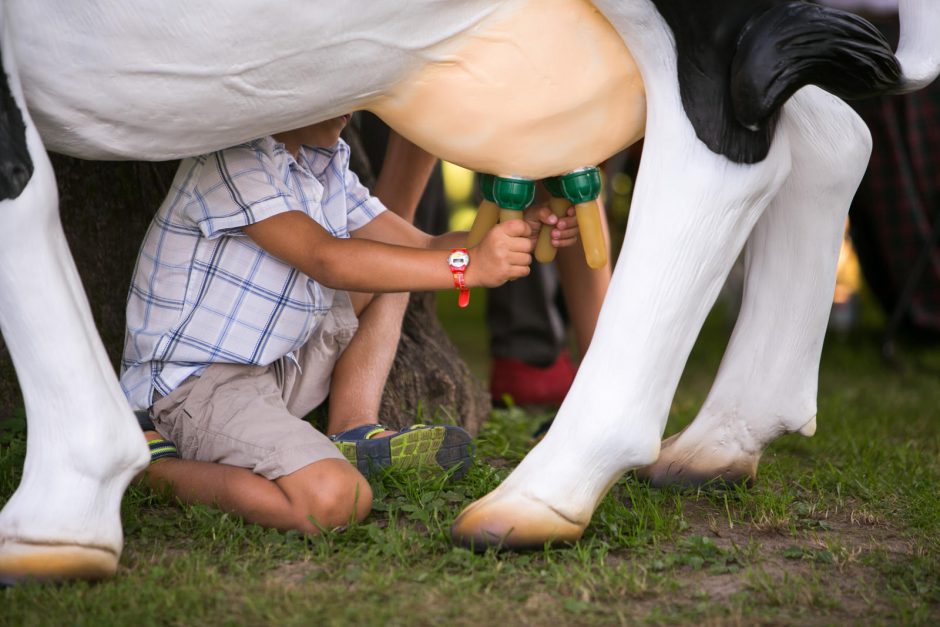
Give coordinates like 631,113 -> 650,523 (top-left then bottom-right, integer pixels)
0,150 -> 490,435
380,291 -> 489,435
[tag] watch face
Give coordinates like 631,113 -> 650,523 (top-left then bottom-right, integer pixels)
448,250 -> 469,270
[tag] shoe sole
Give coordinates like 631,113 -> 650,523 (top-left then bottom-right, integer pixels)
335,426 -> 474,479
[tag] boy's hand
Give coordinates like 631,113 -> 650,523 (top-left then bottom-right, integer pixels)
523,203 -> 580,250
466,220 -> 533,287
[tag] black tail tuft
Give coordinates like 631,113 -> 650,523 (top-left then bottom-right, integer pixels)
731,1 -> 902,130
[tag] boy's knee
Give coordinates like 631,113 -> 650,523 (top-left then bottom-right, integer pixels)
288,460 -> 373,532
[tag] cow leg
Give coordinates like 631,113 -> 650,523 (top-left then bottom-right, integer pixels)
641,88 -> 872,487
0,25 -> 149,584
452,85 -> 794,549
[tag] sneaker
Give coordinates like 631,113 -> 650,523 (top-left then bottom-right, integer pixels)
489,349 -> 577,407
329,423 -> 474,479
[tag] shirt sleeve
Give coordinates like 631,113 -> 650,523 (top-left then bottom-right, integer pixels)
343,165 -> 387,232
185,144 -> 311,239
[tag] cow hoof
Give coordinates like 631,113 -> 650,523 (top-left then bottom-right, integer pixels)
0,540 -> 118,585
451,490 -> 587,551
635,433 -> 759,489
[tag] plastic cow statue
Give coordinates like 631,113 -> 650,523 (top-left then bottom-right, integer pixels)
0,0 -> 937,582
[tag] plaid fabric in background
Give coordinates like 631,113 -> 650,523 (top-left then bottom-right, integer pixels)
848,15 -> 940,336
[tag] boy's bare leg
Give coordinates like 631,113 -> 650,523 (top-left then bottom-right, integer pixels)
326,291 -> 409,436
139,290 -> 407,523
141,434 -> 372,533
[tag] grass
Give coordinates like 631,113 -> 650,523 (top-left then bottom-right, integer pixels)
2,294 -> 940,625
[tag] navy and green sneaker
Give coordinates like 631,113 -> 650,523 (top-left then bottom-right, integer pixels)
329,423 -> 474,479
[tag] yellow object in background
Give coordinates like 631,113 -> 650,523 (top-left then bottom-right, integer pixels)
834,221 -> 861,306
442,162 -> 478,232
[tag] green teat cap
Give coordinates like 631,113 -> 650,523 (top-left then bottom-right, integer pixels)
478,173 -> 496,202
492,176 -> 536,211
558,167 -> 601,204
543,176 -> 564,199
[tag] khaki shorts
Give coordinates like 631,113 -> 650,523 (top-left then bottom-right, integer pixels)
150,292 -> 358,480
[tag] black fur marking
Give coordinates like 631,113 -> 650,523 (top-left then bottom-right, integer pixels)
732,2 -> 902,132
0,47 -> 33,201
652,0 -> 779,164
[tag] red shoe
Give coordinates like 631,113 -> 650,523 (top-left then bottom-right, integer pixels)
489,350 -> 577,407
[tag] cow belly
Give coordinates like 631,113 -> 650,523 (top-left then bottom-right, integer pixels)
9,0 -> 499,160
371,0 -> 646,178
11,0 -> 643,169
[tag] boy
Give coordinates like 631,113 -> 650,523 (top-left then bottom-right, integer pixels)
121,114 -> 580,534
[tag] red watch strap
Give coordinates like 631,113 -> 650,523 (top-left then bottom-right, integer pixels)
448,248 -> 470,308
452,271 -> 469,308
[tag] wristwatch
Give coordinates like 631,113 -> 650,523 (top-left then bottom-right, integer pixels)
447,248 -> 471,308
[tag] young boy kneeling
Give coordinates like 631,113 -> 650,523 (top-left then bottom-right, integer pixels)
121,115 -> 580,534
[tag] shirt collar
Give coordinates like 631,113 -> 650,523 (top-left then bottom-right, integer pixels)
297,138 -> 350,178
248,136 -> 350,179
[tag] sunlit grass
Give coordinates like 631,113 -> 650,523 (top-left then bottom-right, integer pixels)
2,297 -> 939,624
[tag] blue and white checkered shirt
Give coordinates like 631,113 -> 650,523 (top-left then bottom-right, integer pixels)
120,136 -> 385,410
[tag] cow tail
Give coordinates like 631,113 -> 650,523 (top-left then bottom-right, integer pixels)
729,1 -> 903,131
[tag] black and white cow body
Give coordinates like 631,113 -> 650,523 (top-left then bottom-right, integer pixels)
453,0 -> 937,548
0,0 -> 937,577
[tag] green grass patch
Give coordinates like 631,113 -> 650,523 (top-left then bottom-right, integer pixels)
2,300 -> 940,625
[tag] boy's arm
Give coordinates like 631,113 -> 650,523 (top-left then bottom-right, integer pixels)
243,211 -> 532,293
350,210 -> 442,248
350,210 -> 474,251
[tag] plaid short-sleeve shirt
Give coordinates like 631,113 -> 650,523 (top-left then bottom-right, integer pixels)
120,136 -> 385,410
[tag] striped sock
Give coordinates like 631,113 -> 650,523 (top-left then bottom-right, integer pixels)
148,439 -> 180,464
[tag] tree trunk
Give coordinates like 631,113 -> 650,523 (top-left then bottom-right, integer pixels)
0,150 -> 490,435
